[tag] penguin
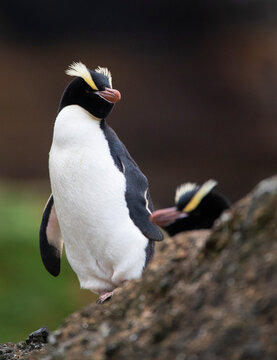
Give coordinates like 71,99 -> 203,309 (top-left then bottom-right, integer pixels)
39,62 -> 163,303
150,180 -> 230,236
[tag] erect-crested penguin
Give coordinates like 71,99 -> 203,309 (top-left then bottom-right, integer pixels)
150,180 -> 230,236
39,62 -> 163,303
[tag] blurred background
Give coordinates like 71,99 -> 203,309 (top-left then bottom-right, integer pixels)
0,0 -> 277,343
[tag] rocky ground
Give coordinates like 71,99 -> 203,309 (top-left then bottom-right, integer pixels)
1,177 -> 277,360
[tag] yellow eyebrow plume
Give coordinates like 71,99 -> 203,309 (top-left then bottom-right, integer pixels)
65,62 -> 98,90
183,179 -> 218,213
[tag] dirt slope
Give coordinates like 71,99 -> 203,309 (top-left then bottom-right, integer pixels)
1,177 -> 277,360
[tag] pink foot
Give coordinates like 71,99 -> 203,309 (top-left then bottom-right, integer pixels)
96,291 -> 114,304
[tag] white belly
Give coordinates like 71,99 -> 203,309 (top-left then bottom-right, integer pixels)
49,105 -> 148,294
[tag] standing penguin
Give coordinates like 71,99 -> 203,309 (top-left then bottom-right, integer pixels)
39,62 -> 163,303
150,180 -> 230,236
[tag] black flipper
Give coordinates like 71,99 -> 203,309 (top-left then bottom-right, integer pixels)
101,121 -> 164,242
39,195 -> 63,276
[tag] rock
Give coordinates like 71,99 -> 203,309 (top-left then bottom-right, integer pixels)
2,176 -> 277,359
26,327 -> 50,345
0,327 -> 50,359
240,341 -> 265,359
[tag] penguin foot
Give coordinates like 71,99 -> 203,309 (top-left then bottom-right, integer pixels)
97,291 -> 114,304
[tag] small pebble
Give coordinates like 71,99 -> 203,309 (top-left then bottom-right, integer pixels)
129,333 -> 138,342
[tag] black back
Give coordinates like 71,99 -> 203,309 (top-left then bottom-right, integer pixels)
100,121 -> 163,263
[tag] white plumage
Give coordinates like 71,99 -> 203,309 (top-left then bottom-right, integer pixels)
175,182 -> 198,204
95,66 -> 112,87
49,105 -> 148,294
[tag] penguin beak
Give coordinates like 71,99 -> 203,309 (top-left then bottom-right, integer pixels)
97,88 -> 121,103
150,207 -> 188,227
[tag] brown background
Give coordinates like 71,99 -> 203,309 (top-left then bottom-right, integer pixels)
1,0 -> 277,206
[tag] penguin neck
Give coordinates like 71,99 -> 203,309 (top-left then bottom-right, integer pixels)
53,105 -> 104,148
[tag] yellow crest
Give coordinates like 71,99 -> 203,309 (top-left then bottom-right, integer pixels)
65,62 -> 98,90
183,179 -> 218,213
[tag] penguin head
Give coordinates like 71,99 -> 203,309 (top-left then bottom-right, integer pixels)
59,62 -> 121,119
150,180 -> 220,228
174,179 -> 218,214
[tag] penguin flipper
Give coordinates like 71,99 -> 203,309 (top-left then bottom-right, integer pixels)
143,186 -> 164,241
122,156 -> 164,242
39,195 -> 63,276
100,122 -> 164,242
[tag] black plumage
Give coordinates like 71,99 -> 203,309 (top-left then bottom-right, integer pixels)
39,195 -> 61,276
150,181 -> 230,236
167,189 -> 230,236
100,120 -> 163,264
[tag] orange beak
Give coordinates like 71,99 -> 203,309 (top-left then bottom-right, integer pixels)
150,207 -> 188,227
97,88 -> 121,103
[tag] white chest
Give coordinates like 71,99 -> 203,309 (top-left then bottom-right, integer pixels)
49,105 -> 147,294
